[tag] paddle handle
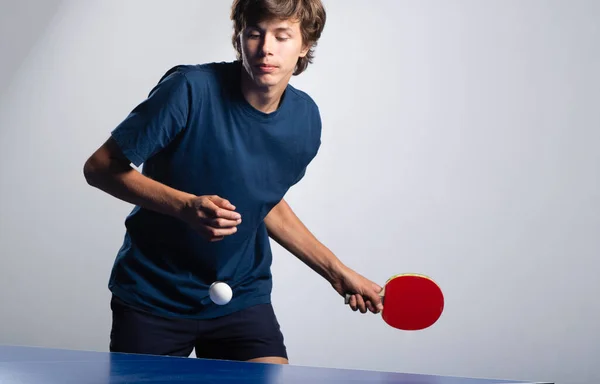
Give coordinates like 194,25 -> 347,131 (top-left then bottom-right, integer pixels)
344,292 -> 384,305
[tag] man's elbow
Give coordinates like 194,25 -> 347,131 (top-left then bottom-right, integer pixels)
84,138 -> 130,187
83,152 -> 117,187
83,156 -> 103,187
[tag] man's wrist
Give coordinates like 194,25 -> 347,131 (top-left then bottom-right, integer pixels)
170,191 -> 196,221
324,257 -> 346,284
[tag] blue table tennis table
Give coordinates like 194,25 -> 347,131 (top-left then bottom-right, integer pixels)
0,344 -> 552,383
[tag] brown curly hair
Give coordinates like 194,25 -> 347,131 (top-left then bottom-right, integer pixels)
230,0 -> 326,75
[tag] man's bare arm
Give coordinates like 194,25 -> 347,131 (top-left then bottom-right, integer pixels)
264,199 -> 383,313
83,137 -> 241,241
83,137 -> 194,218
264,198 -> 344,284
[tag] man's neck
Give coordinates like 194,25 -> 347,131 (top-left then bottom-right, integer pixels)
240,68 -> 287,114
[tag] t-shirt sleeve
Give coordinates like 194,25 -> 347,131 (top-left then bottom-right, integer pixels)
291,167 -> 307,186
291,103 -> 322,186
110,69 -> 191,167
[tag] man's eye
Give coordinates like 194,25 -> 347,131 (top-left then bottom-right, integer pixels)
276,36 -> 289,41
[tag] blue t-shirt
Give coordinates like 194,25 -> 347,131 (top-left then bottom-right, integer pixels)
108,61 -> 322,319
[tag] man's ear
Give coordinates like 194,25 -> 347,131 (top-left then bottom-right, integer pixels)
299,43 -> 312,58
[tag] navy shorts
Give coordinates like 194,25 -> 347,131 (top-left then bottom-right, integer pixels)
109,295 -> 287,361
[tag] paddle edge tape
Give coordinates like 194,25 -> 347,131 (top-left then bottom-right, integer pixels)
343,273 -> 441,305
385,273 -> 436,284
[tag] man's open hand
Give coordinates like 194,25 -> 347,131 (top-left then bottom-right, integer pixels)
180,195 -> 242,241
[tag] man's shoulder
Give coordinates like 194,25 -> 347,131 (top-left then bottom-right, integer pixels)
285,84 -> 320,117
157,61 -> 238,88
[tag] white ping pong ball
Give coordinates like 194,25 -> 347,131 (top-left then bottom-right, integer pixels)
209,281 -> 232,305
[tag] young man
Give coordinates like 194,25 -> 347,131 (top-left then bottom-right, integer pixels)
84,0 -> 383,364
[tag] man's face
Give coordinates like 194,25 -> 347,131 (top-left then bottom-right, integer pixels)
240,18 -> 309,90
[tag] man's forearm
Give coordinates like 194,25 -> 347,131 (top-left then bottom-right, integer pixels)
264,199 -> 344,283
83,140 -> 193,219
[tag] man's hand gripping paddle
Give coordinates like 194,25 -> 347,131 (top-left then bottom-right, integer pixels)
345,273 -> 444,330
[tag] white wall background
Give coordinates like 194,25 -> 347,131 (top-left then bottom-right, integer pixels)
1,1 -> 598,384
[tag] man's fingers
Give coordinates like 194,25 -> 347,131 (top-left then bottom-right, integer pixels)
356,295 -> 367,314
214,208 -> 242,221
200,199 -> 241,221
366,286 -> 384,311
210,195 -> 237,211
208,217 -> 242,228
206,226 -> 238,238
346,291 -> 382,314
349,295 -> 358,311
197,224 -> 237,242
347,294 -> 366,313
365,300 -> 377,314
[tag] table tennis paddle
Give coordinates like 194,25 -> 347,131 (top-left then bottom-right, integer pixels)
345,273 -> 444,330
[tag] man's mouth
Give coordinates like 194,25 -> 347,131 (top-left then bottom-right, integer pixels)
256,64 -> 277,72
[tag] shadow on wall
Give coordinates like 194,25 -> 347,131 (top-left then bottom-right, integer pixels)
0,0 -> 64,99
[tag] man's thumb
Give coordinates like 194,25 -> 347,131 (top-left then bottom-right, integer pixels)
370,284 -> 384,309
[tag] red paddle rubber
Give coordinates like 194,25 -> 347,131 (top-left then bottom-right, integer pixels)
382,275 -> 444,330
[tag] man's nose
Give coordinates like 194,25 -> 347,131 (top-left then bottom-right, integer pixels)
259,34 -> 275,56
